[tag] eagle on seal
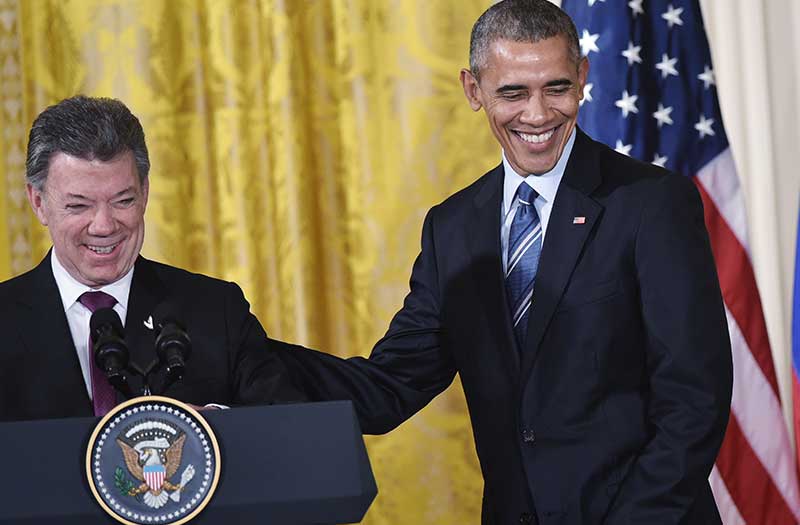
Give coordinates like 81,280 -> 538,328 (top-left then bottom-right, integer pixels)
117,433 -> 196,509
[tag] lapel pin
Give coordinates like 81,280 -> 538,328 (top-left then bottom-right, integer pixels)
573,216 -> 586,224
143,315 -> 154,330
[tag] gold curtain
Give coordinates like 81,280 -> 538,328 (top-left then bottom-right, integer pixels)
0,0 -> 503,522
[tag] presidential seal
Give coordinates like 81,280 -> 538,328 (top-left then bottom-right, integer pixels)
86,397 -> 221,525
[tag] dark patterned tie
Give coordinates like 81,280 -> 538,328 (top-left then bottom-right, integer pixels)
506,183 -> 543,349
79,291 -> 118,416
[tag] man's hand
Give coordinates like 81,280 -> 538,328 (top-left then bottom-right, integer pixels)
186,403 -> 226,411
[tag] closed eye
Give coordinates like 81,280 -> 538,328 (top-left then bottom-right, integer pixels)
546,86 -> 571,95
544,79 -> 573,96
115,197 -> 135,207
496,84 -> 528,101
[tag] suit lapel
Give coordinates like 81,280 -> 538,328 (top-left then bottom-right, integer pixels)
17,253 -> 93,415
521,131 -> 604,377
125,257 -> 166,394
467,165 -> 521,374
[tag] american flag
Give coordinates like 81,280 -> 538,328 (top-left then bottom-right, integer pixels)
561,0 -> 800,522
793,203 -> 800,519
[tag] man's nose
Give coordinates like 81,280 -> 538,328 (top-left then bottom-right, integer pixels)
87,205 -> 115,235
520,93 -> 550,126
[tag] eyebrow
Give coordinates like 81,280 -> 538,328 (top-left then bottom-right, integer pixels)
544,78 -> 573,88
64,187 -> 136,200
496,84 -> 528,94
495,78 -> 574,94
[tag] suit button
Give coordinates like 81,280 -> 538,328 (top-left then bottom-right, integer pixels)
522,429 -> 535,443
519,511 -> 533,524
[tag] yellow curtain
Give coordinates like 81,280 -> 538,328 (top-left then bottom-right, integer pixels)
0,1 -> 503,522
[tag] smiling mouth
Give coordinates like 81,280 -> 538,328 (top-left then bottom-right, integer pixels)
86,242 -> 120,255
516,127 -> 556,144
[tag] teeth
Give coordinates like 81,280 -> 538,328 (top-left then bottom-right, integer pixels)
518,129 -> 555,144
88,244 -> 116,254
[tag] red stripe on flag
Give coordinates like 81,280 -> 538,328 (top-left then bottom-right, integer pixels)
694,179 -> 780,398
793,373 -> 800,481
715,412 -> 797,524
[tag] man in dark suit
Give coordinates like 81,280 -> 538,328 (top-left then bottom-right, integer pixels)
280,1 -> 733,523
0,95 -> 304,422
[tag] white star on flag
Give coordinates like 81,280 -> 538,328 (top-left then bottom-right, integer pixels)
652,153 -> 668,168
652,103 -> 674,127
694,115 -> 715,139
588,0 -> 606,5
579,29 -> 600,56
614,140 -> 632,156
628,0 -> 644,17
698,65 -> 715,89
581,83 -> 594,106
615,90 -> 638,118
655,53 -> 679,78
662,4 -> 684,28
621,42 -> 642,66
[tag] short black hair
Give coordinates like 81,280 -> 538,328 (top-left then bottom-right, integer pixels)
469,0 -> 581,78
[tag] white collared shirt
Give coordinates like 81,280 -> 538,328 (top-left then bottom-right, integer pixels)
500,128 -> 576,272
50,250 -> 134,398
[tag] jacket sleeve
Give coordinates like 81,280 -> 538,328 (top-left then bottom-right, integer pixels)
605,174 -> 733,523
278,207 -> 457,434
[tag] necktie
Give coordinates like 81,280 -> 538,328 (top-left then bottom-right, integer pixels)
79,291 -> 118,416
506,183 -> 543,349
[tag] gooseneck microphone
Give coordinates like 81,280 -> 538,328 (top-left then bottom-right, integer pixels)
154,303 -> 192,384
89,307 -> 132,397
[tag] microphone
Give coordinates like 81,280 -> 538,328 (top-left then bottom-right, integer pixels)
154,303 -> 192,383
89,307 -> 132,396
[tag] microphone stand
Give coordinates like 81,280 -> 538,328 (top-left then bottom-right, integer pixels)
125,359 -> 160,397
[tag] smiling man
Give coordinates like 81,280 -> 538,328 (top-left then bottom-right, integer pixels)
0,96 -> 304,422
460,34 -> 587,177
280,1 -> 732,523
28,148 -> 147,288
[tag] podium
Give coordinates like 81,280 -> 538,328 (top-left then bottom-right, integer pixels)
0,401 -> 377,524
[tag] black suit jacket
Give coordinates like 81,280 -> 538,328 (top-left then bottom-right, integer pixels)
0,254 -> 304,422
282,130 -> 733,524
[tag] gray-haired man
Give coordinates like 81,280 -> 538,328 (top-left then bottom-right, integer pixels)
1,95 -> 305,422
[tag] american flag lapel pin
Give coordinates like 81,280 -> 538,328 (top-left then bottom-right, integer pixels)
573,216 -> 586,225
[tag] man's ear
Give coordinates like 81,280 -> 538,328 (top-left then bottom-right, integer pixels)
460,68 -> 483,112
26,184 -> 48,226
577,57 -> 589,100
141,176 -> 149,208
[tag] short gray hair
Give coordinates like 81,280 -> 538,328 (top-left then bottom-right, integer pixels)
469,0 -> 581,78
25,95 -> 150,191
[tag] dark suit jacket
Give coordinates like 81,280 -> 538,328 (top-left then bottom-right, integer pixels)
0,254 -> 304,422
281,130 -> 733,524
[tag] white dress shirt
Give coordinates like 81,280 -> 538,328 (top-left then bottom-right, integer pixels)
50,250 -> 134,398
500,128 -> 576,272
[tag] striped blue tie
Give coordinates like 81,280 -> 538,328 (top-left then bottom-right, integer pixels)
506,183 -> 542,348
